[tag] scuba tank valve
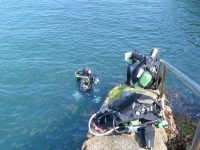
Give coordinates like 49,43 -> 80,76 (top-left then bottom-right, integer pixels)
157,120 -> 168,128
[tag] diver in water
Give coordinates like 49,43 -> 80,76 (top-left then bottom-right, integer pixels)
124,48 -> 163,89
75,66 -> 100,94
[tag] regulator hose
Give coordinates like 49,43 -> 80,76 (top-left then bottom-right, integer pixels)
113,115 -> 128,134
75,71 -> 90,86
88,113 -> 119,136
88,113 -> 162,136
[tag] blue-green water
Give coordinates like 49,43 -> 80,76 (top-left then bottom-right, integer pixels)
0,0 -> 200,149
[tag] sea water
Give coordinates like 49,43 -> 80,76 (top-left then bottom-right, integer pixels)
0,0 -> 200,149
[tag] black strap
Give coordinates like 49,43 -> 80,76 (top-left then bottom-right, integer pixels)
144,124 -> 155,149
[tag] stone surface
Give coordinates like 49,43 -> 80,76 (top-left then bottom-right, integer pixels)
82,86 -> 175,150
82,128 -> 168,150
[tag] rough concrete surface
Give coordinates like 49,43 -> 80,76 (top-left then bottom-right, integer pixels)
82,127 -> 168,150
82,86 -> 176,150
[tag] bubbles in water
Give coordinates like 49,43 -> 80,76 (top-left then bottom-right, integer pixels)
92,96 -> 101,103
93,88 -> 99,92
72,91 -> 82,100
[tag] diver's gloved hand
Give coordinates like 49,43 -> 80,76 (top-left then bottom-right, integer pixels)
94,77 -> 100,84
96,104 -> 112,114
75,69 -> 81,74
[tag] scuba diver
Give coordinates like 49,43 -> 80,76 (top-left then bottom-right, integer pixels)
124,48 -> 163,89
75,66 -> 100,94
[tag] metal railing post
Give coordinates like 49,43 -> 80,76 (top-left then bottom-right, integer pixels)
155,63 -> 161,88
159,59 -> 200,96
158,59 -> 200,149
159,66 -> 167,98
190,120 -> 200,150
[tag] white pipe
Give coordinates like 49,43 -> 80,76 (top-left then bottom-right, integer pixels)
88,113 -> 119,136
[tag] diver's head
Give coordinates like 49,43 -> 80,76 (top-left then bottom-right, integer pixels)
83,66 -> 91,75
88,69 -> 92,74
150,48 -> 158,60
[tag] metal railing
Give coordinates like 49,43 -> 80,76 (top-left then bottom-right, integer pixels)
155,59 -> 200,150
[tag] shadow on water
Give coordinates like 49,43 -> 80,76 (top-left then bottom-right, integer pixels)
26,103 -> 94,150
164,87 -> 200,123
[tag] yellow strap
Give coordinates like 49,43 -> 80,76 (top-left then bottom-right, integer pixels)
75,71 -> 90,86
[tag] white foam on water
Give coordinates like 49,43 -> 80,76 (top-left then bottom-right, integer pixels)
93,87 -> 100,92
72,91 -> 82,100
92,96 -> 101,103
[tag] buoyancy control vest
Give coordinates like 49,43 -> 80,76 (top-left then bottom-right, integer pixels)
95,93 -> 163,128
75,69 -> 92,93
90,92 -> 165,149
132,56 -> 159,89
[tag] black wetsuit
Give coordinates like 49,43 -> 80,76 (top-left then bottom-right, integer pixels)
79,66 -> 95,93
126,51 -> 144,85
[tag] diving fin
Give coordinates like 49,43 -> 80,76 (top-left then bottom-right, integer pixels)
125,52 -> 132,64
144,124 -> 155,150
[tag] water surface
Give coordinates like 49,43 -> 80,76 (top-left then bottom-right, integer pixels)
0,0 -> 200,149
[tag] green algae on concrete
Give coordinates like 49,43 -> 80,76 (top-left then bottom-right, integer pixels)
107,86 -> 159,101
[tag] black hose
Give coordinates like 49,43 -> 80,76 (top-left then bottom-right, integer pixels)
113,115 -> 128,134
112,112 -> 162,133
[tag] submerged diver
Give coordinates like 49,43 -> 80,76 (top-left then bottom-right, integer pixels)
75,66 -> 100,94
124,48 -> 162,89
